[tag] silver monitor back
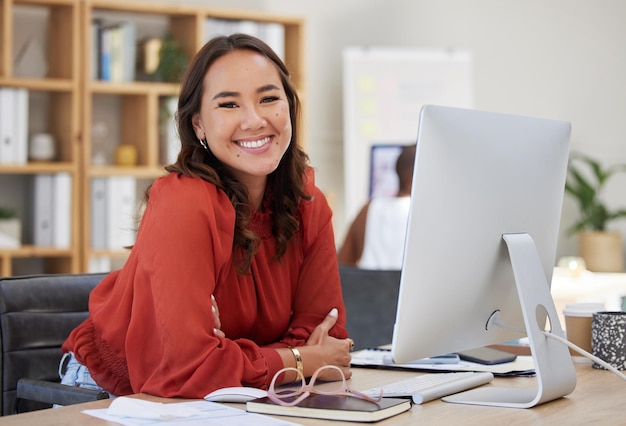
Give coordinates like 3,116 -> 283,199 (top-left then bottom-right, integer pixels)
392,105 -> 570,362
391,105 -> 575,407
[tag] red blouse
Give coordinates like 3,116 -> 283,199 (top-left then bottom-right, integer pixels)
62,169 -> 348,398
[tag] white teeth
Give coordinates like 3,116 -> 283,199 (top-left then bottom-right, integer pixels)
238,136 -> 270,149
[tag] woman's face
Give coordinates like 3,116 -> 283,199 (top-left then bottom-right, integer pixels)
192,49 -> 292,187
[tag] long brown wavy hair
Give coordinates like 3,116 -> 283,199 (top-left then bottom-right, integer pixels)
162,34 -> 311,274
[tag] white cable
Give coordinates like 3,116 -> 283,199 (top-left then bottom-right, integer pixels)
492,317 -> 526,334
540,331 -> 626,382
492,316 -> 626,382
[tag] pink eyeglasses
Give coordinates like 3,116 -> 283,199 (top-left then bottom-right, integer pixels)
267,365 -> 383,407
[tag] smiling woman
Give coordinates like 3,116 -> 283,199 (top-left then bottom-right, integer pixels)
192,49 -> 292,198
59,34 -> 354,400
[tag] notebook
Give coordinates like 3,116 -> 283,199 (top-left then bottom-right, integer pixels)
246,394 -> 411,422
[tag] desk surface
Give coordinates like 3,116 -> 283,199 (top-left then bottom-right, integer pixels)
1,361 -> 623,425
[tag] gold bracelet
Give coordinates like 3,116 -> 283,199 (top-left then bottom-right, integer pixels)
289,347 -> 304,378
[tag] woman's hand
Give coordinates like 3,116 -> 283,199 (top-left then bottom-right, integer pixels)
212,295 -> 225,338
302,308 -> 353,381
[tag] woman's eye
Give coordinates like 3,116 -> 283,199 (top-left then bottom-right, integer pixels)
218,102 -> 237,108
261,96 -> 280,104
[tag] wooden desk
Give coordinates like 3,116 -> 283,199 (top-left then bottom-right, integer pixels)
0,362 -> 622,425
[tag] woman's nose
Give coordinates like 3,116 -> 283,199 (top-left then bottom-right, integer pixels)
240,106 -> 267,130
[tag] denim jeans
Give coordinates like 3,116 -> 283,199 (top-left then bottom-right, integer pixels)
56,352 -> 116,406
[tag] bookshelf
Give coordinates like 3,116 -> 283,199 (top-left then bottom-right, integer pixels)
0,0 -> 81,277
0,0 -> 305,276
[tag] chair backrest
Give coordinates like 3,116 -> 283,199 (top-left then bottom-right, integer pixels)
339,266 -> 401,351
0,273 -> 105,415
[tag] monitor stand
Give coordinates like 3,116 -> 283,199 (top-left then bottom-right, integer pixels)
443,233 -> 577,408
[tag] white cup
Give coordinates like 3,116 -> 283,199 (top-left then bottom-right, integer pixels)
29,133 -> 56,161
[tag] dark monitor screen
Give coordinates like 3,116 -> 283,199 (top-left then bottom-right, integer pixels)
369,143 -> 412,198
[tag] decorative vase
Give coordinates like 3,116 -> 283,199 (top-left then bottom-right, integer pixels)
0,218 -> 21,248
115,144 -> 138,166
578,231 -> 624,273
29,133 -> 56,161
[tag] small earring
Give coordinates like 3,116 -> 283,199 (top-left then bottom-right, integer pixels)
199,138 -> 209,152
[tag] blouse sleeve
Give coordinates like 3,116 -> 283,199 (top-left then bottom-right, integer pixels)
274,170 -> 349,348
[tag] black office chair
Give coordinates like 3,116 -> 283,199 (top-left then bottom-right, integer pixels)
339,266 -> 402,351
0,273 -> 109,415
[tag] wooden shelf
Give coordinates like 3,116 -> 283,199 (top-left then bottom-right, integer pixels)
88,165 -> 167,178
0,161 -> 77,174
0,244 -> 74,256
0,245 -> 74,277
0,77 -> 75,90
89,80 -> 179,95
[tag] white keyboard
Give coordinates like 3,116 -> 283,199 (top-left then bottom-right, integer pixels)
363,371 -> 494,404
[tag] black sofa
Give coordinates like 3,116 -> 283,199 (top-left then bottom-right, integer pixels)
0,273 -> 108,415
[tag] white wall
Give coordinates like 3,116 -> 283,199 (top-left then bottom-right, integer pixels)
95,0 -> 626,261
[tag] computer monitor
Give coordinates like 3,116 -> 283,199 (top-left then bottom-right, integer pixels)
391,105 -> 577,408
369,144 -> 409,198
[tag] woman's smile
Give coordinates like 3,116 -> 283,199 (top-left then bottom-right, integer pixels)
236,135 -> 273,151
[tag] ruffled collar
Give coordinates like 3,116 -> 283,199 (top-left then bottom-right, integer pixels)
250,191 -> 273,239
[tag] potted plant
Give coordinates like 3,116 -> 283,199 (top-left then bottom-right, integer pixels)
565,152 -> 626,272
0,207 -> 21,248
151,34 -> 188,83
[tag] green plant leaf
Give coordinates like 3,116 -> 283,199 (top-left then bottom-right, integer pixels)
151,34 -> 188,83
0,207 -> 16,219
565,151 -> 626,234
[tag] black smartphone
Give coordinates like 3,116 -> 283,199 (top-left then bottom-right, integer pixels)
456,347 -> 517,365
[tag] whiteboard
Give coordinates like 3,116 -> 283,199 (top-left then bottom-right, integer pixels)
342,47 -> 473,223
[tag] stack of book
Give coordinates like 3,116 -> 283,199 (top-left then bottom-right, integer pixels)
0,87 -> 29,165
91,176 -> 138,251
91,19 -> 137,82
33,173 -> 72,248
